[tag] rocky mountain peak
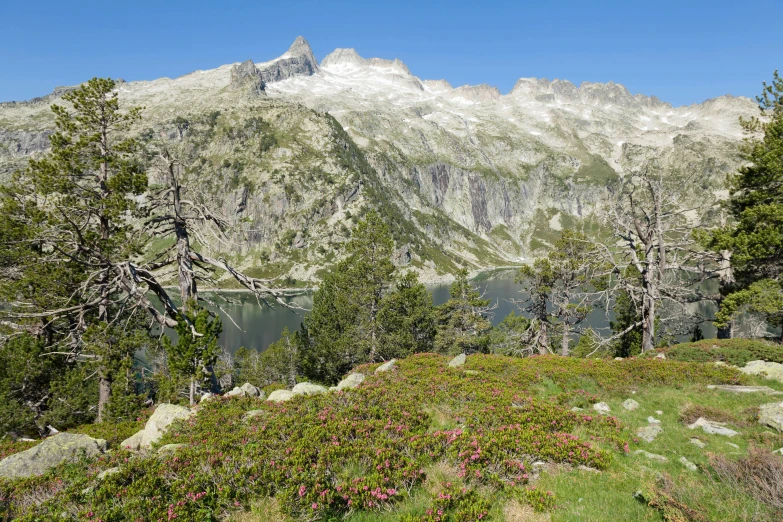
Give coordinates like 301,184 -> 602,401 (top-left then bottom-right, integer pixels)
321,48 -> 365,68
257,36 -> 319,84
447,84 -> 501,103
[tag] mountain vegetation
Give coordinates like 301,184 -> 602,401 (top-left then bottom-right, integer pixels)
0,36 -> 781,522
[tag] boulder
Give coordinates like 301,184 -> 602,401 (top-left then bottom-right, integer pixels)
571,407 -> 585,412
593,402 -> 611,414
759,401 -> 783,432
689,437 -> 707,448
708,384 -> 783,395
740,360 -> 783,382
292,382 -> 328,396
375,359 -> 397,373
634,450 -> 668,462
648,416 -> 661,424
637,424 -> 663,443
120,403 -> 193,451
655,353 -> 666,360
97,467 -> 120,480
0,433 -> 107,479
679,457 -> 698,471
687,417 -> 739,437
225,383 -> 265,399
448,353 -> 467,368
267,389 -> 297,402
200,392 -> 216,403
622,399 -> 639,411
336,373 -> 365,391
157,444 -> 187,455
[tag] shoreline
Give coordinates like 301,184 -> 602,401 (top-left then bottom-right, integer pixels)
194,265 -> 523,296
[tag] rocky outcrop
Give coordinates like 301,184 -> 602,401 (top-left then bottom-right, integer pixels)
292,382 -> 328,395
0,129 -> 53,156
687,417 -> 738,437
740,360 -> 783,382
637,424 -> 663,442
375,359 -> 397,373
759,401 -> 783,432
622,399 -> 640,411
230,60 -> 265,95
0,433 -> 106,479
225,382 -> 265,398
258,36 -> 319,84
267,389 -> 297,402
336,373 -> 365,390
120,403 -> 193,451
448,353 -> 466,368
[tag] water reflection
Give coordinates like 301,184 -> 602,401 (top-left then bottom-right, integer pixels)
210,273 -> 721,353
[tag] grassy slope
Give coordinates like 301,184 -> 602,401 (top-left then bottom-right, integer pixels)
2,352 -> 783,521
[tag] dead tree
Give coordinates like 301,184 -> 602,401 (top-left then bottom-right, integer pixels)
593,164 -> 722,352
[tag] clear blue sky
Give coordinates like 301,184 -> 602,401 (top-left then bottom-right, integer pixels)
1,0 -> 780,106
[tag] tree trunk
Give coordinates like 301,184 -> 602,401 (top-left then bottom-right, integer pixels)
189,377 -> 196,406
97,375 -> 111,423
642,293 -> 655,352
717,322 -> 733,339
561,322 -> 570,356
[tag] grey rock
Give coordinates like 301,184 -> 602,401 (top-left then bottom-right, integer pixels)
258,36 -> 319,84
0,433 -> 107,479
689,438 -> 707,448
687,417 -> 739,437
708,384 -> 783,395
614,357 -> 624,361
622,399 -> 639,411
120,403 -> 193,451
725,442 -> 740,449
655,410 -> 663,415
448,353 -> 467,367
230,60 -> 265,94
634,450 -> 668,462
375,359 -> 397,373
593,402 -> 611,414
336,373 -> 365,390
759,401 -> 783,432
157,444 -> 187,455
648,416 -> 661,424
267,389 -> 297,402
679,457 -> 698,471
200,392 -> 216,403
741,361 -> 783,383
292,382 -> 328,396
225,383 -> 265,399
571,407 -> 584,412
97,467 -> 120,480
655,353 -> 666,360
637,424 -> 663,442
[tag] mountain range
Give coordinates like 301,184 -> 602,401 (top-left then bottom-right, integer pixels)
0,37 -> 757,283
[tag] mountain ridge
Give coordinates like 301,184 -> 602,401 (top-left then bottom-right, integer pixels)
0,36 -> 759,284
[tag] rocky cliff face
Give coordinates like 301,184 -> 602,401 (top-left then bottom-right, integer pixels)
0,36 -> 757,282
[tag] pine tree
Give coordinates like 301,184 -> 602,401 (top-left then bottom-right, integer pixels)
434,269 -> 493,355
0,78 -> 148,422
163,304 -> 223,405
378,271 -> 436,359
710,72 -> 783,341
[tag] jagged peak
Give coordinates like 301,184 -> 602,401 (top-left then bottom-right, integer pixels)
321,48 -> 364,67
284,36 -> 316,62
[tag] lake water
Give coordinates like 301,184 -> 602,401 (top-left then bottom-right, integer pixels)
211,272 -> 719,353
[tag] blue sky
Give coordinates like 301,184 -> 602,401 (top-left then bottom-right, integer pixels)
1,0 -> 780,105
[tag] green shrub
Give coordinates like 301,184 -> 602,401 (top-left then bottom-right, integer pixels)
657,339 -> 783,366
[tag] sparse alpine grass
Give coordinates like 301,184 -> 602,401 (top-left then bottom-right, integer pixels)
0,354 -> 747,521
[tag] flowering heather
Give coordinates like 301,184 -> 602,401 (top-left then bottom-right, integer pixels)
0,354 -> 745,521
